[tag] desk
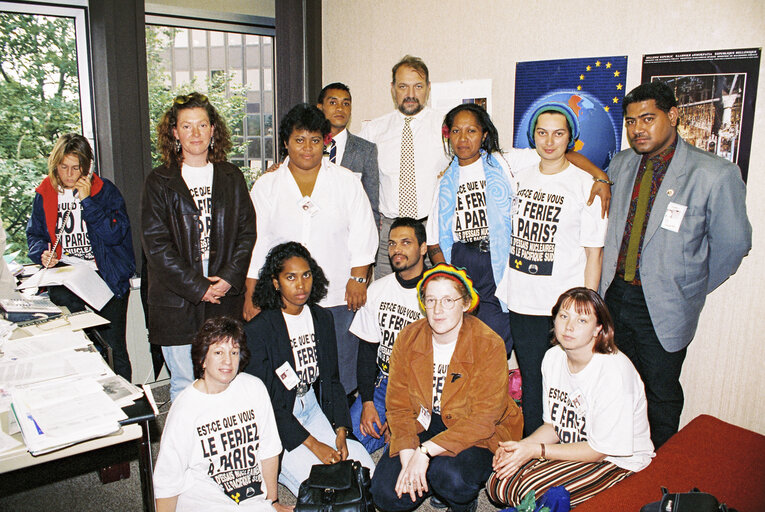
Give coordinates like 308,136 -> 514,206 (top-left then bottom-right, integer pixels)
0,395 -> 156,512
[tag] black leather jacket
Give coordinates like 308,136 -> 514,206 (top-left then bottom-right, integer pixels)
141,161 -> 256,345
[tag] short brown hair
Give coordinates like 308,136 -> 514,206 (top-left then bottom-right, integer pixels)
156,92 -> 232,167
191,316 -> 250,379
550,287 -> 616,354
48,134 -> 93,191
392,55 -> 429,84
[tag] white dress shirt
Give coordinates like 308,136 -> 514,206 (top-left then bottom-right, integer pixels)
359,106 -> 450,219
247,158 -> 378,307
329,128 -> 349,164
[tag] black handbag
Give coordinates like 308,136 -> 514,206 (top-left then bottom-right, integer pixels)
295,460 -> 374,512
640,487 -> 737,512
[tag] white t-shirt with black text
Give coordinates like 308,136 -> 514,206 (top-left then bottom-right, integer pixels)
350,273 -> 423,375
497,162 -> 607,315
542,347 -> 654,472
181,162 -> 214,275
153,373 -> 282,511
431,339 -> 457,415
57,189 -> 97,270
283,308 -> 319,387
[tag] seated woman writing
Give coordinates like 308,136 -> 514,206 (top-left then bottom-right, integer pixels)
243,242 -> 374,496
154,317 -> 290,511
371,263 -> 522,512
486,287 -> 654,507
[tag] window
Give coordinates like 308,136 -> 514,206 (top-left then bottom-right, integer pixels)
145,12 -> 276,183
0,1 -> 93,262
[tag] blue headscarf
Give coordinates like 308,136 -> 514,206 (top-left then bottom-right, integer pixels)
436,149 -> 514,311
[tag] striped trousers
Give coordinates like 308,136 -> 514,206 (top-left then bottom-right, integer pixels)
486,458 -> 632,507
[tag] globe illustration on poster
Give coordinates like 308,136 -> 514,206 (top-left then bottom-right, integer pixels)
515,90 -> 618,170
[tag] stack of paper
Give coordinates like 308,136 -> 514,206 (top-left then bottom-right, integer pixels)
10,376 -> 127,455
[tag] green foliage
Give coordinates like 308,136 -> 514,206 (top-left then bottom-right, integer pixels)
0,17 -> 253,263
0,12 -> 81,262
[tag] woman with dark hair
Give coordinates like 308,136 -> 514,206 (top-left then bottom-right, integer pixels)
142,92 -> 256,401
371,263 -> 522,512
154,317 -> 291,511
486,287 -> 654,508
495,102 -> 609,436
243,242 -> 374,496
26,133 -> 135,380
426,103 -> 609,354
243,103 -> 377,397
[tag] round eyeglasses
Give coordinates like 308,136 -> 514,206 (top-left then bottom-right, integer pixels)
423,296 -> 465,310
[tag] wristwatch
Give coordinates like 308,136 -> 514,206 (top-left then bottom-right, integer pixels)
349,276 -> 368,284
418,444 -> 432,459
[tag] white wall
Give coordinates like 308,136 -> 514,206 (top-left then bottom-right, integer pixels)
323,0 -> 765,434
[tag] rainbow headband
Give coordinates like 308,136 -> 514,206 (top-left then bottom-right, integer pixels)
416,263 -> 480,313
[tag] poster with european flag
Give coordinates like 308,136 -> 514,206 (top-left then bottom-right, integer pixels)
514,56 -> 628,170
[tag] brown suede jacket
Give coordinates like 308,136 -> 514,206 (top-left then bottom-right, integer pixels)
386,315 -> 523,457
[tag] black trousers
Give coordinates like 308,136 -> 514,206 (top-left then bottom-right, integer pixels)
508,311 -> 553,437
371,413 -> 493,512
605,278 -> 687,449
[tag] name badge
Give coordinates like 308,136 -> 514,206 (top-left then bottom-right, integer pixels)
275,361 -> 300,390
417,404 -> 431,430
661,202 -> 687,232
298,196 -> 320,217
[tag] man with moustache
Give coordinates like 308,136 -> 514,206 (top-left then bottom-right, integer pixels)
360,56 -> 450,277
348,217 -> 427,453
600,81 -> 751,448
317,82 -> 380,226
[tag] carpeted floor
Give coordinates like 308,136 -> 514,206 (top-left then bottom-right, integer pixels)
0,383 -> 502,511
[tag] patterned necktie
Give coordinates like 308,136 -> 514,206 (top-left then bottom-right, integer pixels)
623,159 -> 655,282
399,117 -> 417,217
329,140 -> 337,164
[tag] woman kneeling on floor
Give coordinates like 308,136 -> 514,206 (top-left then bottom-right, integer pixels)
154,317 -> 291,511
486,287 -> 654,507
371,263 -> 523,512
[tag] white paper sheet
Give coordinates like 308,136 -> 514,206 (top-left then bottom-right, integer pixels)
18,265 -> 113,310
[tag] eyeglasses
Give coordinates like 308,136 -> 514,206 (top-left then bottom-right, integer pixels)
423,296 -> 465,310
174,93 -> 208,105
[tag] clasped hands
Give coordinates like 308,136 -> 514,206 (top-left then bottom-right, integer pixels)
202,276 -> 232,304
492,439 -> 541,480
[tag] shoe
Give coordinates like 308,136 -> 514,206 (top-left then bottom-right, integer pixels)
446,498 -> 478,512
430,495 -> 448,509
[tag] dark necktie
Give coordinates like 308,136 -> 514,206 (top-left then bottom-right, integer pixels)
623,159 -> 655,282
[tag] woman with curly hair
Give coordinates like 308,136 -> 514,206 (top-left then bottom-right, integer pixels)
243,242 -> 374,496
142,92 -> 256,401
154,316 -> 293,511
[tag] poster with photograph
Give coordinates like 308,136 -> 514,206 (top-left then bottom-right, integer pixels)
514,56 -> 628,170
642,48 -> 760,182
430,79 -> 492,115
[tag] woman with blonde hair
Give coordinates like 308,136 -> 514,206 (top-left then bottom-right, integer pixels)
27,133 -> 135,380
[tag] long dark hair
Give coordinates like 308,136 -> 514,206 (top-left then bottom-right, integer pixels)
254,242 -> 329,310
442,103 -> 501,157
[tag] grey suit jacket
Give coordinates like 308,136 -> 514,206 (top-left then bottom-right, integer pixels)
600,136 -> 751,352
342,132 -> 380,226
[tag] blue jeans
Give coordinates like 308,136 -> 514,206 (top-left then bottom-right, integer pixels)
327,305 -> 358,394
161,344 -> 194,402
371,413 -> 493,512
280,389 -> 375,495
350,375 -> 388,453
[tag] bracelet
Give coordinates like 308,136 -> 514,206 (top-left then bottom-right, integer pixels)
540,443 -> 546,459
593,177 -> 614,186
336,426 -> 348,435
